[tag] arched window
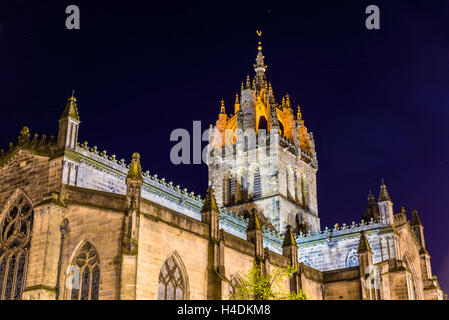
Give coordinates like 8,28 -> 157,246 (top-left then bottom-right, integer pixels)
295,173 -> 303,205
286,167 -> 295,200
241,174 -> 248,202
258,116 -> 268,132
223,175 -> 229,205
229,176 -> 236,204
346,249 -> 359,267
158,254 -> 187,300
69,241 -> 100,300
301,179 -> 309,210
0,192 -> 34,300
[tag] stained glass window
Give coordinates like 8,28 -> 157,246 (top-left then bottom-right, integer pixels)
158,255 -> 186,300
0,194 -> 34,300
69,241 -> 100,300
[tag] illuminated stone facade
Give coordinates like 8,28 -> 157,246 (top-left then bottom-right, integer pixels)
0,39 -> 445,300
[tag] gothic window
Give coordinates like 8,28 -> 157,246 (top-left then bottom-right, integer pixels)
69,241 -> 100,300
244,136 -> 249,152
258,116 -> 268,132
346,249 -> 359,267
158,254 -> 186,300
253,168 -> 261,199
241,174 -> 248,202
295,175 -> 303,205
229,176 -> 236,204
223,176 -> 229,205
286,167 -> 295,200
301,179 -> 309,210
0,193 -> 34,300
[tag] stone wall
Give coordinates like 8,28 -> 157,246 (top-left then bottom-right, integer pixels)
0,150 -> 63,207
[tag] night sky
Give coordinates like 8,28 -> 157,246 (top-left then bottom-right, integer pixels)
0,1 -> 448,292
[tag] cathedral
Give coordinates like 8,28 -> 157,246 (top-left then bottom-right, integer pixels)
0,37 -> 445,300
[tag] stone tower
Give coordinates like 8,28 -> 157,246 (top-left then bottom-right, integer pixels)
57,92 -> 80,151
207,33 -> 319,233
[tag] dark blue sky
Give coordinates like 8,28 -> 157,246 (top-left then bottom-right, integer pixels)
1,1 -> 448,292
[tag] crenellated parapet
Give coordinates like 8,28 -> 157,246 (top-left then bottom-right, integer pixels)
296,218 -> 381,244
0,126 -> 57,168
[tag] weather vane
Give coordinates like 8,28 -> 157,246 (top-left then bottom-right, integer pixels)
256,30 -> 262,50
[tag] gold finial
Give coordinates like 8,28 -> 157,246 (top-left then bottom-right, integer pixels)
256,30 -> 262,51
246,74 -> 251,88
285,93 -> 291,108
297,105 -> 302,120
234,93 -> 240,114
220,98 -> 226,114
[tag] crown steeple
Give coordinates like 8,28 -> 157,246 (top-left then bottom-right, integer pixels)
253,30 -> 267,92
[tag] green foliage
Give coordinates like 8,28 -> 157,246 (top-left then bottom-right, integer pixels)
228,263 -> 308,300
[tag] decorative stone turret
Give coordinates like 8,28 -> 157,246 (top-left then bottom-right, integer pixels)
282,224 -> 301,295
282,225 -> 298,265
57,92 -> 80,151
246,209 -> 264,259
201,188 -> 225,299
363,191 -> 379,221
120,152 -> 143,300
410,209 -> 432,281
358,231 -> 379,300
378,180 -> 394,226
201,187 -> 220,240
411,209 -> 425,249
123,152 -> 143,254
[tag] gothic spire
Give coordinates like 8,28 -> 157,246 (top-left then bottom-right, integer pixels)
247,209 -> 262,231
220,98 -> 226,114
245,74 -> 251,89
378,179 -> 391,202
411,209 -> 423,226
363,191 -> 379,221
201,187 -> 219,213
285,93 -> 291,109
282,225 -> 297,247
234,93 -> 240,114
60,92 -> 80,121
253,30 -> 267,92
297,105 -> 302,120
